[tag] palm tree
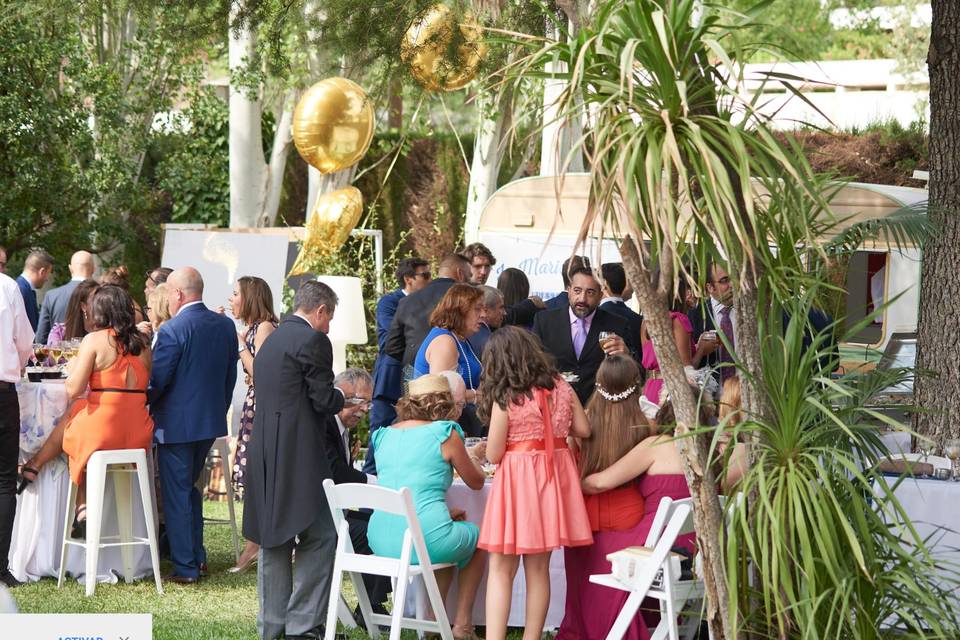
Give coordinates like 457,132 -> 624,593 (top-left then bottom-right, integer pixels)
500,0 -> 954,637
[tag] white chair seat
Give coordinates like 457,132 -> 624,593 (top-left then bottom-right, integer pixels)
322,480 -> 455,640
57,449 -> 163,597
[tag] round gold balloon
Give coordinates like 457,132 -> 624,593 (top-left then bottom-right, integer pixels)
401,4 -> 488,92
289,187 -> 364,275
292,78 -> 375,174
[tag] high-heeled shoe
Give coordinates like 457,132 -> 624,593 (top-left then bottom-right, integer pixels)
71,505 -> 87,540
16,464 -> 39,495
226,548 -> 258,574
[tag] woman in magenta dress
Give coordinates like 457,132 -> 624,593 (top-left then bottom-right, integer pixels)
557,400 -> 747,640
477,327 -> 593,640
640,277 -> 714,406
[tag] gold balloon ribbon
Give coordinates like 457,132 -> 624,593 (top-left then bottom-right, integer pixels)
401,4 -> 488,92
292,78 -> 375,174
289,187 -> 365,276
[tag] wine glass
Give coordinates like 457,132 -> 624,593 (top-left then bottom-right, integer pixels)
599,331 -> 614,355
945,439 -> 960,481
32,344 -> 49,367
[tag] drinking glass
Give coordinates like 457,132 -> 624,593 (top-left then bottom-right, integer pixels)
32,344 -> 48,367
945,439 -> 960,480
599,331 -> 614,353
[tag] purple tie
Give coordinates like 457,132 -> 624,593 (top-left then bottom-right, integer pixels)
573,318 -> 587,360
719,306 -> 735,380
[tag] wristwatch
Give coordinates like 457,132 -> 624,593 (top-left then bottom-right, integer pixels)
238,343 -> 247,353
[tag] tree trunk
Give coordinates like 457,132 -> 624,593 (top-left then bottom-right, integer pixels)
463,89 -> 508,243
539,18 -> 585,177
915,0 -> 960,450
305,167 -> 357,221
260,91 -> 296,227
621,237 -> 735,640
228,5 -> 266,228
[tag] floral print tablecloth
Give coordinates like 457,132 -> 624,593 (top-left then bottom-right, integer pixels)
17,381 -> 70,455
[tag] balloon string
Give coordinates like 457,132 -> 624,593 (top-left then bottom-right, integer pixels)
439,93 -> 471,176
355,94 -> 428,228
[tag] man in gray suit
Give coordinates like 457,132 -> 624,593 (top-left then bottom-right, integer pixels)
243,281 -> 345,640
35,251 -> 95,344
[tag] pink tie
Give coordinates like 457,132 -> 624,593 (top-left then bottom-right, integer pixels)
573,318 -> 587,360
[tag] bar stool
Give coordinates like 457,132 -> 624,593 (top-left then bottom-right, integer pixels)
57,448 -> 164,597
201,436 -> 241,562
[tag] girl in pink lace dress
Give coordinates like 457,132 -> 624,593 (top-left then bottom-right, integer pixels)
477,327 -> 593,640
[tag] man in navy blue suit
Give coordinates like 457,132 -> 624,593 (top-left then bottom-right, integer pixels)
15,250 -> 55,332
365,257 -> 430,474
148,267 -> 238,583
599,262 -> 642,346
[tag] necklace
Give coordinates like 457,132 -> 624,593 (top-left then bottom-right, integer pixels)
452,332 -> 480,390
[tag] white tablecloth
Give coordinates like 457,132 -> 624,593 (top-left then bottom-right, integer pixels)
884,477 -> 960,584
878,430 -> 911,455
9,381 -> 153,584
407,480 -> 567,629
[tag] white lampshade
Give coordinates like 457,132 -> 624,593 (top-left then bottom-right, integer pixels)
316,275 -> 368,345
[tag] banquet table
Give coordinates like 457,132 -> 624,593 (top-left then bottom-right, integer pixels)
880,476 -> 960,584
9,381 -> 154,584
406,479 -> 568,629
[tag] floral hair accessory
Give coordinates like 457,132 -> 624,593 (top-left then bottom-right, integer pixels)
595,382 -> 638,402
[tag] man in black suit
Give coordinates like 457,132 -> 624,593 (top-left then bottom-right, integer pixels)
533,267 -> 634,405
383,253 -> 470,369
243,281 -> 346,640
544,255 -> 591,310
325,368 -> 390,616
688,263 -> 731,378
599,262 -> 642,347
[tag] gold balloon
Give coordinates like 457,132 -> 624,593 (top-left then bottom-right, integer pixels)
292,78 -> 375,174
401,4 -> 488,92
289,187 -> 364,276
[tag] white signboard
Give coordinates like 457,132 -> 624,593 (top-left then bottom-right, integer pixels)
478,231 -> 623,301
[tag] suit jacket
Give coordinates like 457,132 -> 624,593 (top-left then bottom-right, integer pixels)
325,416 -> 368,485
147,303 -> 238,444
36,280 -> 79,344
503,298 -> 541,329
467,322 -> 492,358
601,300 -> 642,354
375,289 -> 405,352
16,276 -> 38,332
383,277 -> 458,368
242,315 -> 346,548
545,291 -> 569,311
533,306 -> 633,406
688,301 -> 720,370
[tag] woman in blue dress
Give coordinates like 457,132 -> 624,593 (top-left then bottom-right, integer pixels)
368,374 -> 488,640
413,284 -> 484,434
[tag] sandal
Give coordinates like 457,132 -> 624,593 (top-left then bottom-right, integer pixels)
71,505 -> 87,540
452,624 -> 482,640
16,465 -> 39,495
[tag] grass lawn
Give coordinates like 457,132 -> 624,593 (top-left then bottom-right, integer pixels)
11,502 -> 542,639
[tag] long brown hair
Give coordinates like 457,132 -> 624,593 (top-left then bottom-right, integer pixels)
580,355 -> 650,478
91,285 -> 146,356
63,279 -> 100,341
237,276 -> 278,325
478,326 -> 557,422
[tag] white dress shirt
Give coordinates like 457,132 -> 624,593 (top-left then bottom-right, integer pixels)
335,415 -> 376,483
710,296 -> 736,334
0,273 -> 36,382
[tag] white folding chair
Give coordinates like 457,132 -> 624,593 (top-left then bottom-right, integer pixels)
322,479 -> 455,640
201,436 -> 241,562
590,497 -> 704,640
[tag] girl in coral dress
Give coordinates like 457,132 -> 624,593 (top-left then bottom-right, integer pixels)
477,326 -> 593,640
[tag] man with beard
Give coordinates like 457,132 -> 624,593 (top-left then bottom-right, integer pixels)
533,267 -> 634,405
688,263 -> 732,381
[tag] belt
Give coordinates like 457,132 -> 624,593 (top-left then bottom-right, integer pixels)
505,437 -> 568,453
647,370 -> 662,380
90,387 -> 146,394
0,381 -> 14,390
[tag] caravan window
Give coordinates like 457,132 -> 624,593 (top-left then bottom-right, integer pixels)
844,251 -> 887,345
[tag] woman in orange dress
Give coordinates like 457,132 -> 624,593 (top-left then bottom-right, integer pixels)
477,326 -> 593,640
19,285 -> 153,536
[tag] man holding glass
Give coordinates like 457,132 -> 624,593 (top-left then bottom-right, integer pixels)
533,266 -> 634,405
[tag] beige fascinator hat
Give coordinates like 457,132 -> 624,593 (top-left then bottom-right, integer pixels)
407,374 -> 453,396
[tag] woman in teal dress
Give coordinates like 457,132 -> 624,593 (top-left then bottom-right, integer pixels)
368,374 -> 488,640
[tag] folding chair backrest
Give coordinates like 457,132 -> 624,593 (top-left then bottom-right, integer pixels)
645,493 -> 737,548
628,501 -> 693,597
321,479 -> 437,573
